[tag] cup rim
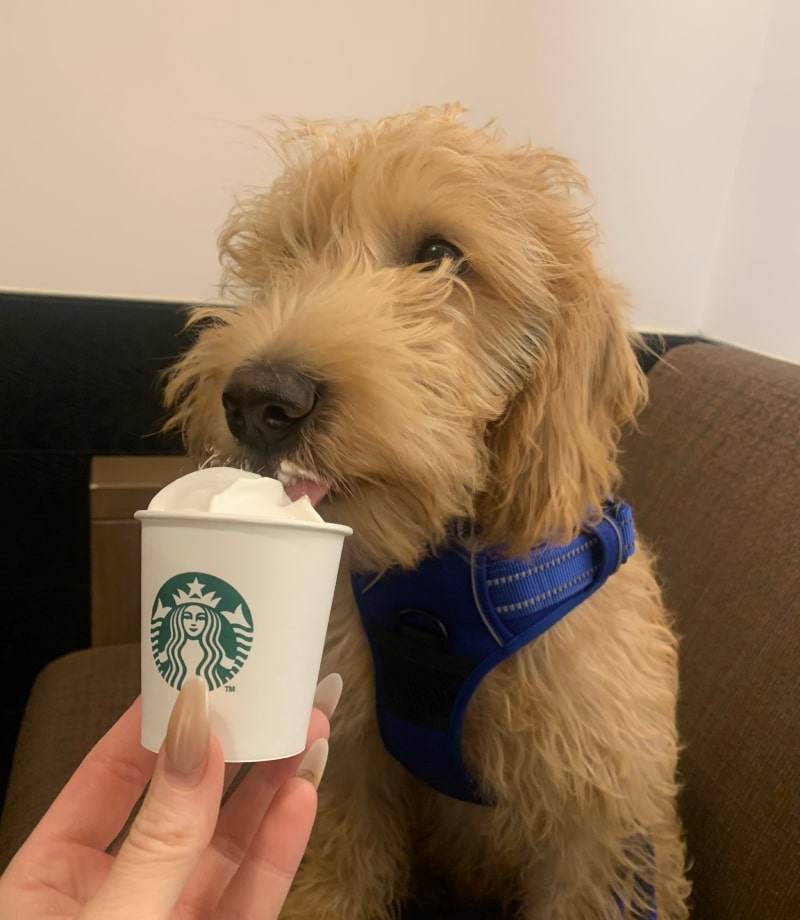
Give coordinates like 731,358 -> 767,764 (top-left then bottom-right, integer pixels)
134,508 -> 352,537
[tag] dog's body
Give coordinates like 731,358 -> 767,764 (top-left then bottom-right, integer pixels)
167,106 -> 689,918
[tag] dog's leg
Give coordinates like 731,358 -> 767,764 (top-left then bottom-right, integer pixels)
516,832 -> 629,920
280,729 -> 415,919
282,748 -> 414,918
515,816 -> 688,920
281,597 -> 415,920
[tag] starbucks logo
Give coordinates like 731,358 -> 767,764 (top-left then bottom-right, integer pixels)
150,573 -> 254,691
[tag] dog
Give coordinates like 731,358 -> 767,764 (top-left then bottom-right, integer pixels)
166,105 -> 690,919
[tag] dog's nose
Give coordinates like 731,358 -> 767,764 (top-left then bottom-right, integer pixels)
222,363 -> 318,450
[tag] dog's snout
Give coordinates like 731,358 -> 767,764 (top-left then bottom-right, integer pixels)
222,363 -> 317,450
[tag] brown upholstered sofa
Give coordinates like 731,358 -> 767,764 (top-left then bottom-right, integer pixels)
1,342 -> 798,918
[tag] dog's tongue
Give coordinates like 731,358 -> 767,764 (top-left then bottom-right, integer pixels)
282,477 -> 329,508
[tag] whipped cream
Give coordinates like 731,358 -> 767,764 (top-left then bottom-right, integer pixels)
148,468 -> 324,523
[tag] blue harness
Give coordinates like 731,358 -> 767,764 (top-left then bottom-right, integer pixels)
351,499 -> 635,804
352,500 -> 657,916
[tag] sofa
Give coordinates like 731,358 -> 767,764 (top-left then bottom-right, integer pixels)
0,293 -> 798,917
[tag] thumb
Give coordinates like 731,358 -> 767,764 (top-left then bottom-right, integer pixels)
80,678 -> 224,920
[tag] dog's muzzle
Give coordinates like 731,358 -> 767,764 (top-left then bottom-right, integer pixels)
222,362 -> 318,454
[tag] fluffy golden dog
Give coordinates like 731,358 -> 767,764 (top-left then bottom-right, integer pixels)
166,105 -> 689,918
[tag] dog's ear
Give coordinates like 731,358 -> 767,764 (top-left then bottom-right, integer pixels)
475,152 -> 647,554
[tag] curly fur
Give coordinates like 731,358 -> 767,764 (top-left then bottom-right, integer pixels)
165,105 -> 689,918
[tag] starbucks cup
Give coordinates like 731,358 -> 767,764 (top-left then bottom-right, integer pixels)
135,468 -> 351,762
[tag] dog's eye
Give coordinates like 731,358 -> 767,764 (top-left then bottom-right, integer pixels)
414,238 -> 466,274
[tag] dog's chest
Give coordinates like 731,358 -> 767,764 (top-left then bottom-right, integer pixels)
343,501 -> 635,805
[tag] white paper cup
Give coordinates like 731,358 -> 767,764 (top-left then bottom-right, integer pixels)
136,509 -> 351,761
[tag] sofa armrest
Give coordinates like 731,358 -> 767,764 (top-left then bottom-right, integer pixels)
621,343 -> 800,918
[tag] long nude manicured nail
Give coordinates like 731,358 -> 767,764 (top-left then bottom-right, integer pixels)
295,738 -> 329,789
313,673 -> 343,720
165,677 -> 210,785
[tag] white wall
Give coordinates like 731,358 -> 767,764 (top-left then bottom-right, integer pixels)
701,0 -> 800,362
1,1 -> 797,361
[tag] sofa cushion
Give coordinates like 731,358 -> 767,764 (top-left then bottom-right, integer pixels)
0,645 -> 140,868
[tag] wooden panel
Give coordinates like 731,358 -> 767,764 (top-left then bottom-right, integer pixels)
91,520 -> 142,647
90,456 -> 193,647
90,456 -> 194,519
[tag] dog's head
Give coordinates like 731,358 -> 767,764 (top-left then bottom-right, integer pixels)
166,105 -> 646,570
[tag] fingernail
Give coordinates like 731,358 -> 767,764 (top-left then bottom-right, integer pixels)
313,673 -> 343,720
295,737 -> 329,790
165,677 -> 209,785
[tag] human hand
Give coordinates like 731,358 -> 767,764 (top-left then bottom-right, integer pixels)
0,673 -> 341,920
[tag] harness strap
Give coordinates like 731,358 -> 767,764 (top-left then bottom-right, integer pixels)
352,500 -> 635,804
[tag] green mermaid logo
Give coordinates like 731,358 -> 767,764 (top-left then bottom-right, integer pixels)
150,573 -> 254,691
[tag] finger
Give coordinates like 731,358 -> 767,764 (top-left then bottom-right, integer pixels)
107,756 -> 247,858
178,705 -> 330,912
106,674 -> 334,864
79,678 -> 225,920
214,708 -> 329,852
309,672 -> 344,721
215,743 -> 327,920
24,697 -> 156,853
182,673 -> 340,910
